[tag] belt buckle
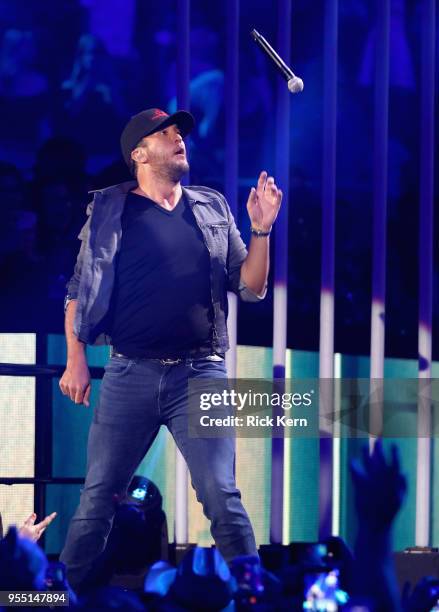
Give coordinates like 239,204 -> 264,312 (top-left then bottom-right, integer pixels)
204,354 -> 224,362
160,358 -> 182,366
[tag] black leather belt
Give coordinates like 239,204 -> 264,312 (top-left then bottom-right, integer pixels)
111,350 -> 182,365
110,349 -> 223,366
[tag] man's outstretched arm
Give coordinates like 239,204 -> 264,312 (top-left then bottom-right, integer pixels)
59,299 -> 91,406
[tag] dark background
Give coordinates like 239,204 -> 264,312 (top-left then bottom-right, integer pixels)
0,0 -> 437,360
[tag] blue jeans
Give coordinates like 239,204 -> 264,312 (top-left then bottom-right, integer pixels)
60,355 -> 257,589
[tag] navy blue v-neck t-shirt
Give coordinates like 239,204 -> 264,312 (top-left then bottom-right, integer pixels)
106,192 -> 214,358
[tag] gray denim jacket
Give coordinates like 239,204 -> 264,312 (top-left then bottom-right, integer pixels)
66,180 -> 265,352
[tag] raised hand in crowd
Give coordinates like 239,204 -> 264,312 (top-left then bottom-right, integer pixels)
350,439 -> 407,612
19,511 -> 57,542
351,439 -> 407,531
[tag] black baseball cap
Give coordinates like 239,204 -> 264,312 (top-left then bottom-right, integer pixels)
120,108 -> 195,167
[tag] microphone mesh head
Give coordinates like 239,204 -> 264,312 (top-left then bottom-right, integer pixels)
287,77 -> 304,93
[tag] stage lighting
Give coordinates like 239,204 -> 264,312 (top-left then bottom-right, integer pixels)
126,475 -> 163,511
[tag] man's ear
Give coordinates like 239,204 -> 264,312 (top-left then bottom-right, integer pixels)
131,146 -> 148,165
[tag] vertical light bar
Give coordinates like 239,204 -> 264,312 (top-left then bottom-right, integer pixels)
319,0 -> 338,382
331,353 -> 342,536
175,0 -> 190,546
369,0 -> 390,439
416,0 -> 436,547
176,0 -> 190,115
225,0 -> 239,379
271,0 -> 291,544
318,0 -> 338,539
282,349 -> 293,544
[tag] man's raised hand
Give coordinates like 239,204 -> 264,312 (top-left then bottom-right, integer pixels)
246,170 -> 282,233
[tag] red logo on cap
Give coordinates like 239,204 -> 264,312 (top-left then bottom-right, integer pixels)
151,109 -> 169,120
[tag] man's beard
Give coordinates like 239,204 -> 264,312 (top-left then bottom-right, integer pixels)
165,157 -> 190,182
150,153 -> 190,183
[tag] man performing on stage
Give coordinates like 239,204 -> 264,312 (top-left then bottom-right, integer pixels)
59,107 -> 282,590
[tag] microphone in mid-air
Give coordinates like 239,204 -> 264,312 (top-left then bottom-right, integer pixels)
251,29 -> 304,93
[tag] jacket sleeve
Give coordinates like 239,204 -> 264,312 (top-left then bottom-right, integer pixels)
223,195 -> 267,302
64,200 -> 93,310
